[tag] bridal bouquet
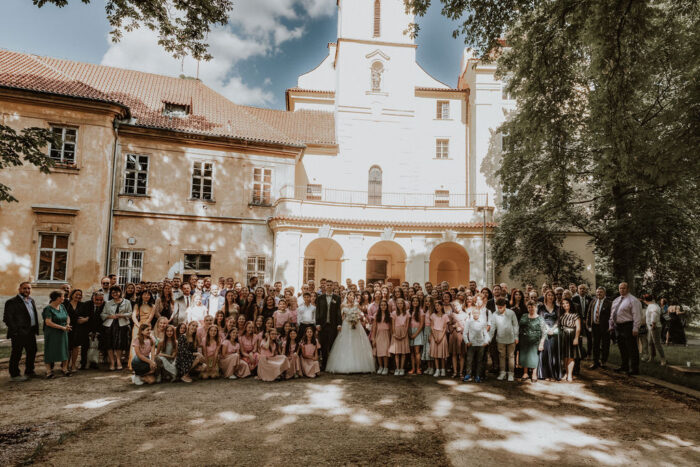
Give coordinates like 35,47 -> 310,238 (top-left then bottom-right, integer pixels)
347,309 -> 361,329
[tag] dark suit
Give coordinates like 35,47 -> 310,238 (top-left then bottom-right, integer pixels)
315,293 -> 341,371
3,295 -> 40,377
573,294 -> 592,354
586,297 -> 612,365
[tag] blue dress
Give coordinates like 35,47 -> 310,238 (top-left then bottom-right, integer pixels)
537,307 -> 562,380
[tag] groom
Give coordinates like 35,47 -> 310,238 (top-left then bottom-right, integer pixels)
315,283 -> 342,371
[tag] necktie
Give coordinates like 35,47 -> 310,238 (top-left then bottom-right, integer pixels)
594,300 -> 600,324
326,295 -> 331,324
186,296 -> 190,307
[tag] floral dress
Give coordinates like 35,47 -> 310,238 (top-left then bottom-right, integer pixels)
176,334 -> 198,377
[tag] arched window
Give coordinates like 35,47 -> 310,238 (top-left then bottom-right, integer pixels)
371,61 -> 383,92
368,166 -> 382,205
373,0 -> 381,37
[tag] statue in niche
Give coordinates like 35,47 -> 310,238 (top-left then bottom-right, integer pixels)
371,61 -> 383,92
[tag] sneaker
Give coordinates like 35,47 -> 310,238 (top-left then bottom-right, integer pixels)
381,367 -> 389,375
434,369 -> 441,378
377,367 -> 383,375
132,375 -> 144,386
426,367 -> 434,375
394,369 -> 400,376
10,375 -> 28,382
474,376 -> 482,383
463,374 -> 472,382
507,372 -> 514,382
228,375 -> 238,380
497,371 -> 506,381
441,369 -> 446,377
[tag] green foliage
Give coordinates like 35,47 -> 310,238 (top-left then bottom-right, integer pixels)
0,124 -> 58,203
33,0 -> 233,60
407,1 -> 700,304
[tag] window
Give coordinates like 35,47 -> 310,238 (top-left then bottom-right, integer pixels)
184,254 -> 212,272
373,0 -> 381,37
251,167 -> 272,205
48,126 -> 77,164
370,61 -> 384,92
191,161 -> 213,200
435,190 -> 450,206
436,101 -> 450,119
435,139 -> 449,159
247,256 -> 266,283
118,251 -> 143,287
306,184 -> 322,201
123,154 -> 149,195
37,233 -> 68,282
303,258 -> 316,283
163,102 -> 189,117
368,166 -> 382,205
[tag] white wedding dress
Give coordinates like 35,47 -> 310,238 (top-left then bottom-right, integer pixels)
325,304 -> 376,374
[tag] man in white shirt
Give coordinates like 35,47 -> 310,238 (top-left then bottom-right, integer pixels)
642,293 -> 666,366
171,283 -> 193,325
609,282 -> 642,375
297,292 -> 316,338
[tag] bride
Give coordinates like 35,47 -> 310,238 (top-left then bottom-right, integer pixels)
325,291 -> 376,374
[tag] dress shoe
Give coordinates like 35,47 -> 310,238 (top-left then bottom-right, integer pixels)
10,375 -> 28,382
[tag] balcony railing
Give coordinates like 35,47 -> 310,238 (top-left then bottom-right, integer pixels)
278,185 -> 489,208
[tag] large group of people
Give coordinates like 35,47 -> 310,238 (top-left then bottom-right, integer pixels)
3,273 -> 688,385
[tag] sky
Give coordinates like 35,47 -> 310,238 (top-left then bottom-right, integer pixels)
0,0 -> 467,109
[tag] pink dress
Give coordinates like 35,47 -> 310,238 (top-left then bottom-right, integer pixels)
448,312 -> 468,355
288,309 -> 298,325
257,343 -> 290,381
240,334 -> 260,370
219,340 -> 251,378
273,310 -> 291,329
389,312 -> 410,355
200,340 -> 220,379
374,321 -> 392,357
429,313 -> 450,359
284,342 -> 302,379
300,341 -> 321,377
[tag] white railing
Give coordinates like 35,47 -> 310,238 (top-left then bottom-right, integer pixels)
278,185 -> 488,208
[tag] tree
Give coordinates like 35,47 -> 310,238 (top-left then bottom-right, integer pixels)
2,0 -> 233,203
406,1 -> 700,303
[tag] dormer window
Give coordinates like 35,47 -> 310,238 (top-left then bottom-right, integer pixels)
163,102 -> 189,117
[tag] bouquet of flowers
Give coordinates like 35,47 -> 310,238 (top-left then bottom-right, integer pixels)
347,309 -> 361,329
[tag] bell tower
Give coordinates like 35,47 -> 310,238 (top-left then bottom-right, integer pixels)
337,0 -> 414,45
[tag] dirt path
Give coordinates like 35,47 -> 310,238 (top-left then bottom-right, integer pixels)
1,369 -> 698,466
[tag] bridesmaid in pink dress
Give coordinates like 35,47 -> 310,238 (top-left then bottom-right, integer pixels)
219,327 -> 251,379
200,325 -> 221,380
283,328 -> 302,379
389,298 -> 410,375
299,326 -> 321,378
240,321 -> 260,371
430,301 -> 450,377
371,299 -> 392,376
273,300 -> 291,333
257,329 -> 290,381
196,315 -> 216,347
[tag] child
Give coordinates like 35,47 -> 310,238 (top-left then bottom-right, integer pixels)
430,301 -> 450,377
273,299 -> 291,334
131,324 -> 157,385
197,315 -> 216,346
176,321 -> 204,383
257,328 -> 290,381
219,327 -> 251,379
408,296 -> 425,375
449,304 -> 469,378
463,308 -> 490,383
240,321 -> 260,372
488,298 -> 520,381
279,321 -> 293,349
299,326 -> 321,378
371,299 -> 392,375
284,328 -> 302,379
389,298 -> 410,376
156,325 -> 178,382
421,296 -> 435,375
200,325 -> 221,380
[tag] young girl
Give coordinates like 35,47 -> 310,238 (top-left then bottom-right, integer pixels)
421,296 -> 435,374
131,324 -> 157,385
254,315 -> 265,337
156,324 -> 178,381
408,296 -> 425,375
286,298 -> 299,326
240,321 -> 260,372
389,298 -> 410,376
176,322 -> 188,338
257,329 -> 290,381
236,314 -> 247,336
299,326 -> 321,378
200,325 -> 221,380
214,310 -> 226,335
371,299 -> 392,375
273,299 -> 291,334
219,327 -> 251,379
197,315 -> 216,346
284,328 -> 302,379
177,321 -> 205,383
449,303 -> 469,378
430,301 -> 450,377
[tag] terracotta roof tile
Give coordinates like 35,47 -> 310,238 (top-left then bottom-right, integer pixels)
0,49 -> 335,147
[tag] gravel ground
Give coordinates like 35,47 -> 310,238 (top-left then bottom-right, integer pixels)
0,368 -> 699,466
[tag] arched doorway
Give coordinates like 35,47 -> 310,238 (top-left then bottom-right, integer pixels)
304,238 -> 343,284
429,242 -> 469,286
366,240 -> 406,285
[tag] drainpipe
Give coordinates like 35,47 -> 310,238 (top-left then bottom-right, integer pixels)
105,119 -> 120,275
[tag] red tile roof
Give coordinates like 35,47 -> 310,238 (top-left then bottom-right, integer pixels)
0,49 -> 335,147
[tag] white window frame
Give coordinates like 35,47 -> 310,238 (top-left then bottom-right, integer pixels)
251,167 -> 272,205
303,258 -> 316,283
436,101 -> 450,120
191,161 -> 214,201
435,190 -> 450,207
435,139 -> 449,159
247,256 -> 266,283
117,250 -> 144,287
163,102 -> 190,117
36,233 -> 69,282
123,154 -> 149,195
48,125 -> 78,164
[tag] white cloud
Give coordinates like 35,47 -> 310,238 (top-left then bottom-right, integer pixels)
100,0 -> 335,107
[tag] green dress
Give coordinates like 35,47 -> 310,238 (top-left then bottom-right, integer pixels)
518,314 -> 546,368
42,305 -> 69,363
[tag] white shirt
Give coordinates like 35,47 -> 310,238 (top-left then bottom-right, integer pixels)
297,304 -> 316,324
186,305 -> 207,323
464,319 -> 490,346
645,303 -> 662,328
